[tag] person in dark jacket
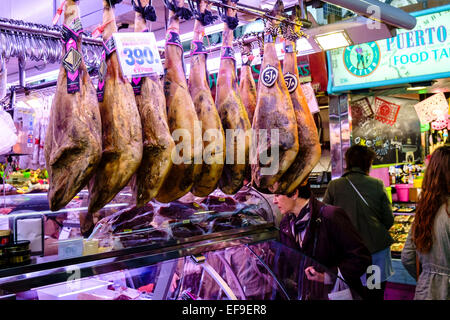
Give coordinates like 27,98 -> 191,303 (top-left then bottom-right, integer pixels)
323,145 -> 394,300
274,182 -> 372,300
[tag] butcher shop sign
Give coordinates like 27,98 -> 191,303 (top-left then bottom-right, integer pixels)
113,32 -> 164,78
327,5 -> 450,93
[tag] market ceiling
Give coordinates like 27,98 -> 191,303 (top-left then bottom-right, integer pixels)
0,0 -> 420,85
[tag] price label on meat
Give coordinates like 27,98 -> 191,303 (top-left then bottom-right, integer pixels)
284,72 -> 298,93
261,65 -> 278,87
113,32 -> 163,77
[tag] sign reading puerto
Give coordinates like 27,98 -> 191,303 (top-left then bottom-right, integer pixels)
113,32 -> 164,78
328,6 -> 450,93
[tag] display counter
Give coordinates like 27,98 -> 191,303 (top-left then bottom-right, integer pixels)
0,186 -> 363,300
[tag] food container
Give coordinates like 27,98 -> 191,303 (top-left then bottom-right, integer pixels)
5,240 -> 31,266
83,239 -> 99,256
395,184 -> 412,202
413,177 -> 423,188
0,230 -> 11,246
7,249 -> 31,266
0,245 -> 8,268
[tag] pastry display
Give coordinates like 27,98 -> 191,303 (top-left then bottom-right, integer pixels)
390,213 -> 415,254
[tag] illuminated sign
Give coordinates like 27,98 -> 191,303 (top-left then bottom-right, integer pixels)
327,5 -> 450,93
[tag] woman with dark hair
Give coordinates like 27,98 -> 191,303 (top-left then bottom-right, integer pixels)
275,182 -> 372,300
401,145 -> 449,300
323,144 -> 394,300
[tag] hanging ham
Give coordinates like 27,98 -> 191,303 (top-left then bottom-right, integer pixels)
88,0 -> 143,215
251,0 -> 299,190
270,12 -> 321,194
155,0 -> 203,203
130,0 -> 175,207
215,1 -> 251,195
188,0 -> 225,197
44,0 -> 102,211
238,42 -> 257,124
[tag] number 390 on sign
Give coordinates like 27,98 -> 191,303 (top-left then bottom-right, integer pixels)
122,47 -> 158,66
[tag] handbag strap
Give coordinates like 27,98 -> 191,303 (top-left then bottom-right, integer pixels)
345,176 -> 370,207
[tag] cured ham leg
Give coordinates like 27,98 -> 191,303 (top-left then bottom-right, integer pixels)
131,0 -> 175,207
155,0 -> 203,203
189,0 -> 225,197
215,1 -> 251,195
270,20 -> 321,194
238,43 -> 256,124
88,0 -> 143,214
251,0 -> 299,190
44,0 -> 102,211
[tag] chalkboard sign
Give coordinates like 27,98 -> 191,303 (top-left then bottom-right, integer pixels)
350,96 -> 422,165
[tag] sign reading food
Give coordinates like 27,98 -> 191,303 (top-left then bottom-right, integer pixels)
328,7 -> 450,93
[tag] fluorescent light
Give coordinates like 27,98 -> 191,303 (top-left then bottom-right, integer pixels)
8,69 -> 60,87
314,30 -> 352,51
407,86 -> 427,91
157,22 -> 227,48
296,37 -> 315,55
25,98 -> 44,110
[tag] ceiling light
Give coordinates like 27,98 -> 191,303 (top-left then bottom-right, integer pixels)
406,81 -> 433,91
406,86 -> 427,91
296,37 -> 315,56
314,30 -> 352,51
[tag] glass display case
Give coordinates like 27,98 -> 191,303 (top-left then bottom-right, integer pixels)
0,186 -> 362,300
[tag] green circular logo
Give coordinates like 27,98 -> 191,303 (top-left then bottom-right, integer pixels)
343,42 -> 381,77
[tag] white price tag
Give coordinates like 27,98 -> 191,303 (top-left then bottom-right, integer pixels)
113,32 -> 164,78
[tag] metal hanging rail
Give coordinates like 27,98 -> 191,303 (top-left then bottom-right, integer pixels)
205,0 -> 308,29
0,19 -> 103,46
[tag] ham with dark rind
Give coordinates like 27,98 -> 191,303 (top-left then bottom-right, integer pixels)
88,0 -> 143,215
189,0 -> 226,197
215,1 -> 252,195
251,0 -> 299,190
270,21 -> 321,194
131,1 -> 175,206
155,0 -> 203,203
45,0 -> 102,212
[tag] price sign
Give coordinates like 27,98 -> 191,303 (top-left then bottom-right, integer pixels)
113,32 -> 164,78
